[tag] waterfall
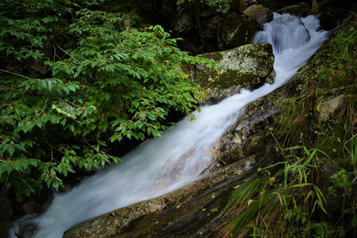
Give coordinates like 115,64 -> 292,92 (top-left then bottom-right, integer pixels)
9,13 -> 328,238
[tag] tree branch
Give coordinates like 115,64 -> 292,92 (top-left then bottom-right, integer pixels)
54,42 -> 81,64
0,69 -> 31,80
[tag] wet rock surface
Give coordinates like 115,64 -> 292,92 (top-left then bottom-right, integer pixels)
194,43 -> 275,104
63,156 -> 259,238
204,76 -> 303,172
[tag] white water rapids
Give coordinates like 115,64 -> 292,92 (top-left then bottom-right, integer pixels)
10,14 -> 328,238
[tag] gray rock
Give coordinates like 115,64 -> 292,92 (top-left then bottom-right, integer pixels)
315,94 -> 345,122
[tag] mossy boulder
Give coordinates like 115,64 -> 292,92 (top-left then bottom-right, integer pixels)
195,43 -> 275,104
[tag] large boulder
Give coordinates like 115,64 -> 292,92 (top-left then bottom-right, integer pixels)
194,43 -> 275,104
243,4 -> 273,24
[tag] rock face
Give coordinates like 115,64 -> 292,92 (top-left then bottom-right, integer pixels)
207,76 -> 303,171
172,7 -> 194,35
194,43 -> 275,104
164,1 -> 260,53
217,12 -> 258,50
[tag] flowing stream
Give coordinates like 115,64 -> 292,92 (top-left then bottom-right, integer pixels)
10,13 -> 328,238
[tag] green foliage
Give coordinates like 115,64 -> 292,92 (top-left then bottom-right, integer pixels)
0,0 -> 215,195
222,146 -> 330,237
344,134 -> 357,167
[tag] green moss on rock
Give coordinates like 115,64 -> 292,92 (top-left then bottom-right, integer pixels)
195,43 -> 274,103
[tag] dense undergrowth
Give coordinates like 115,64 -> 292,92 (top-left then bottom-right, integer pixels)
221,15 -> 357,237
0,0 -> 215,196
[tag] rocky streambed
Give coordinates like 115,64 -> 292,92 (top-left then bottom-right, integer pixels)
63,42 -> 297,237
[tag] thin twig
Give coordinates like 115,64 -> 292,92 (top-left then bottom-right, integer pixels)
0,69 -> 31,80
82,134 -> 97,154
40,97 -> 49,115
54,42 -> 81,64
45,140 -> 61,163
53,44 -> 56,62
57,97 -> 79,108
270,132 -> 287,158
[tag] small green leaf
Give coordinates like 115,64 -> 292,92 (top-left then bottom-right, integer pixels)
8,146 -> 15,157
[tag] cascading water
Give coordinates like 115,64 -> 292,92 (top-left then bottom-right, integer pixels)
9,13 -> 328,238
